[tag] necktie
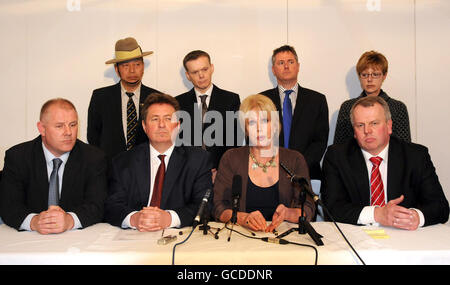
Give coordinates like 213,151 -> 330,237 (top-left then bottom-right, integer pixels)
126,92 -> 138,150
48,158 -> 63,207
200,95 -> 208,149
282,90 -> 293,148
150,155 -> 166,207
369,156 -> 385,207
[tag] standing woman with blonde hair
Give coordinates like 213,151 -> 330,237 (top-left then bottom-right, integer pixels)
213,94 -> 315,232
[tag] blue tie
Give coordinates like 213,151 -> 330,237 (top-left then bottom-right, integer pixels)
283,90 -> 293,148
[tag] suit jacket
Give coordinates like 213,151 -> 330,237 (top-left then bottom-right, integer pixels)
175,85 -> 242,169
213,146 -> 315,222
260,85 -> 329,180
333,90 -> 411,144
0,136 -> 108,230
321,136 -> 449,226
104,143 -> 213,228
87,82 -> 162,160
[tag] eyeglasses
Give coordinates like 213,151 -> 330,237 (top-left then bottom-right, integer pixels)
360,72 -> 383,79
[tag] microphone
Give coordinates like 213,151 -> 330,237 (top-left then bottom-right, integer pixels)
192,189 -> 212,228
279,162 -> 323,206
231,175 -> 242,224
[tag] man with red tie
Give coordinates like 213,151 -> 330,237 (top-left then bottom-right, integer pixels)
104,93 -> 212,231
321,96 -> 448,230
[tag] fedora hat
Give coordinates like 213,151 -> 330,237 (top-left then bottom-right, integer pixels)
105,37 -> 153,64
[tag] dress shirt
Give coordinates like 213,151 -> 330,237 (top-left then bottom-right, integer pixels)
278,84 -> 298,117
120,81 -> 141,140
194,84 -> 213,109
358,144 -> 425,227
121,143 -> 181,229
19,144 -> 82,231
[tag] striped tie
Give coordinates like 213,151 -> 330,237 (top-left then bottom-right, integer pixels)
369,156 -> 385,207
126,92 -> 138,150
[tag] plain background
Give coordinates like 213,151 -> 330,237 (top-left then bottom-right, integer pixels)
0,0 -> 449,206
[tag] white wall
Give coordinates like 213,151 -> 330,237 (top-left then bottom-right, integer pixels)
0,0 -> 448,202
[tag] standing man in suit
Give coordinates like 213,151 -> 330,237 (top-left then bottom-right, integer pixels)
104,93 -> 213,231
260,45 -> 329,180
321,96 -> 449,229
0,98 -> 107,234
88,37 -> 162,160
176,50 -> 241,182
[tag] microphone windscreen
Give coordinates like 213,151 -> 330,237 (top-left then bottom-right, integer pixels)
231,175 -> 242,197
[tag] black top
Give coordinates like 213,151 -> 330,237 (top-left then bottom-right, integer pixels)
246,177 -> 279,220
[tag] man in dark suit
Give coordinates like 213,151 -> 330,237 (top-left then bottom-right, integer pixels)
321,96 -> 449,229
88,37 -> 162,160
0,98 -> 107,233
104,93 -> 212,230
260,45 -> 329,180
176,50 -> 241,182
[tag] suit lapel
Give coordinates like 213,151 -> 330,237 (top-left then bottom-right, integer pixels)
208,85 -> 220,112
33,137 -> 50,207
291,84 -> 306,138
161,147 -> 186,208
386,138 -> 403,201
113,83 -> 126,146
348,141 -> 371,205
60,141 -> 81,204
136,144 -> 151,205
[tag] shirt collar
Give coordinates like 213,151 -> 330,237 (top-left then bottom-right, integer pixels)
41,143 -> 70,166
361,143 -> 389,164
278,83 -> 298,95
120,81 -> 141,97
149,143 -> 175,161
194,84 -> 213,98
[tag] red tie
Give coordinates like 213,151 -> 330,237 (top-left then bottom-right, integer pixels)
150,155 -> 166,207
369,156 -> 385,207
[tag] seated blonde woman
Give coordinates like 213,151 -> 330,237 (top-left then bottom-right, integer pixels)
213,94 -> 315,232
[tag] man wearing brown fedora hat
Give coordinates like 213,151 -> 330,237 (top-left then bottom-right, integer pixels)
88,37 -> 162,160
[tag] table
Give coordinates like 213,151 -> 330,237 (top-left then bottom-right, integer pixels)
0,221 -> 449,265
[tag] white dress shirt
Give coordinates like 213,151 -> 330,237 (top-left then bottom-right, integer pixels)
19,144 -> 82,231
194,84 -> 213,109
121,143 -> 181,229
357,144 -> 425,227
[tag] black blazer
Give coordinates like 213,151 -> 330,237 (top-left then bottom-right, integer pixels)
176,85 -> 241,169
104,143 -> 213,228
260,85 -> 329,180
87,82 -> 162,159
321,136 -> 449,226
0,136 -> 108,230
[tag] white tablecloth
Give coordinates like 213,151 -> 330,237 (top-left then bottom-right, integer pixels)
0,221 -> 449,265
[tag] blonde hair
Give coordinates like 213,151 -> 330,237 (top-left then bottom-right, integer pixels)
239,94 -> 280,137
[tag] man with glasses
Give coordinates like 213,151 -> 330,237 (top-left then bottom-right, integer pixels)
334,50 -> 411,144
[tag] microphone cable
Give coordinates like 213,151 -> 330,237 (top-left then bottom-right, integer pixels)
171,226 -> 196,265
225,224 -> 319,265
322,206 -> 366,265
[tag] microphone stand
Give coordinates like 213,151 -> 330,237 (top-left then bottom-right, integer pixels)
278,163 -> 323,246
228,195 -> 239,242
198,213 -> 211,235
